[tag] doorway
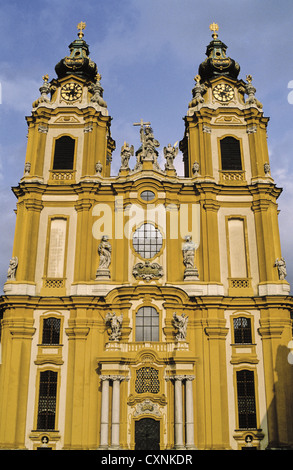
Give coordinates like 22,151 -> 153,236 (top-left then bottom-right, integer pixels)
135,418 -> 160,450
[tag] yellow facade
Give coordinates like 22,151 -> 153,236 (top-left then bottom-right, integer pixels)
1,24 -> 293,451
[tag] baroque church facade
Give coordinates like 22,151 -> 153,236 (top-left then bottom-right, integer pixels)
0,23 -> 293,450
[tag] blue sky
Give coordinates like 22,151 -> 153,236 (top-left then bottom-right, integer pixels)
0,0 -> 293,291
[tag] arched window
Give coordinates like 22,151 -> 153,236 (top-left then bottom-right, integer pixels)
236,369 -> 257,429
37,370 -> 58,430
233,317 -> 252,344
53,136 -> 75,170
220,136 -> 242,171
136,306 -> 159,341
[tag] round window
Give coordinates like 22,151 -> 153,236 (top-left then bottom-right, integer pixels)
140,190 -> 155,202
132,223 -> 163,259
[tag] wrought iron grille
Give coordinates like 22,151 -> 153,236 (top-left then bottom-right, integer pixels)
37,370 -> 58,430
135,367 -> 160,394
236,369 -> 257,429
233,317 -> 252,344
42,317 -> 61,345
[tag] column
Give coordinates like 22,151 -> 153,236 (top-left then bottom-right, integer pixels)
110,375 -> 123,449
185,376 -> 196,449
174,376 -> 184,449
99,376 -> 110,449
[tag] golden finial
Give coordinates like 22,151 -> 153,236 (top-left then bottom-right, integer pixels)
96,73 -> 102,82
77,21 -> 86,38
246,74 -> 253,83
209,22 -> 219,39
194,74 -> 201,83
42,74 -> 49,82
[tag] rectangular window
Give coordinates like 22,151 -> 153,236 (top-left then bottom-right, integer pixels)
42,317 -> 61,345
236,369 -> 257,429
37,370 -> 58,430
47,218 -> 67,279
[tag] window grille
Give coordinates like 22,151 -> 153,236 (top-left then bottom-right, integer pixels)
136,306 -> 159,341
220,136 -> 242,171
135,367 -> 160,394
37,370 -> 58,430
53,136 -> 75,170
236,369 -> 257,429
233,317 -> 252,344
132,223 -> 163,259
42,317 -> 61,345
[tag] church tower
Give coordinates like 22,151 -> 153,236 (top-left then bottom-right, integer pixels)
0,23 -> 293,451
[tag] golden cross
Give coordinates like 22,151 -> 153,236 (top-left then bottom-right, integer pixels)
77,21 -> 86,38
209,22 -> 219,39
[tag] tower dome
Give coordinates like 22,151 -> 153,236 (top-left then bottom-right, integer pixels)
55,22 -> 97,82
198,23 -> 240,82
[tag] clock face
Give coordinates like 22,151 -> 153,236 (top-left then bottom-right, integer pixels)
212,83 -> 234,102
61,83 -> 83,102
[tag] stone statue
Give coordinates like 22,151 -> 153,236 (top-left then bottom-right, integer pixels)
183,235 -> 196,269
96,235 -> 112,279
274,257 -> 287,280
182,235 -> 199,281
120,142 -> 134,171
95,161 -> 102,175
192,161 -> 200,176
98,235 -> 111,269
172,312 -> 188,341
105,312 -> 123,341
24,162 -> 31,175
163,143 -> 178,171
264,162 -> 270,176
133,120 -> 161,171
7,256 -> 18,280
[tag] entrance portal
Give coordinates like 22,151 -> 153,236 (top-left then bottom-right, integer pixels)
135,418 -> 160,450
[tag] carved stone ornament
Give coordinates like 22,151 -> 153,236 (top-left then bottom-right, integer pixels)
245,75 -> 263,109
33,74 -> 51,108
188,74 -> 206,112
88,73 -> 108,112
133,399 -> 161,417
132,261 -> 163,281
